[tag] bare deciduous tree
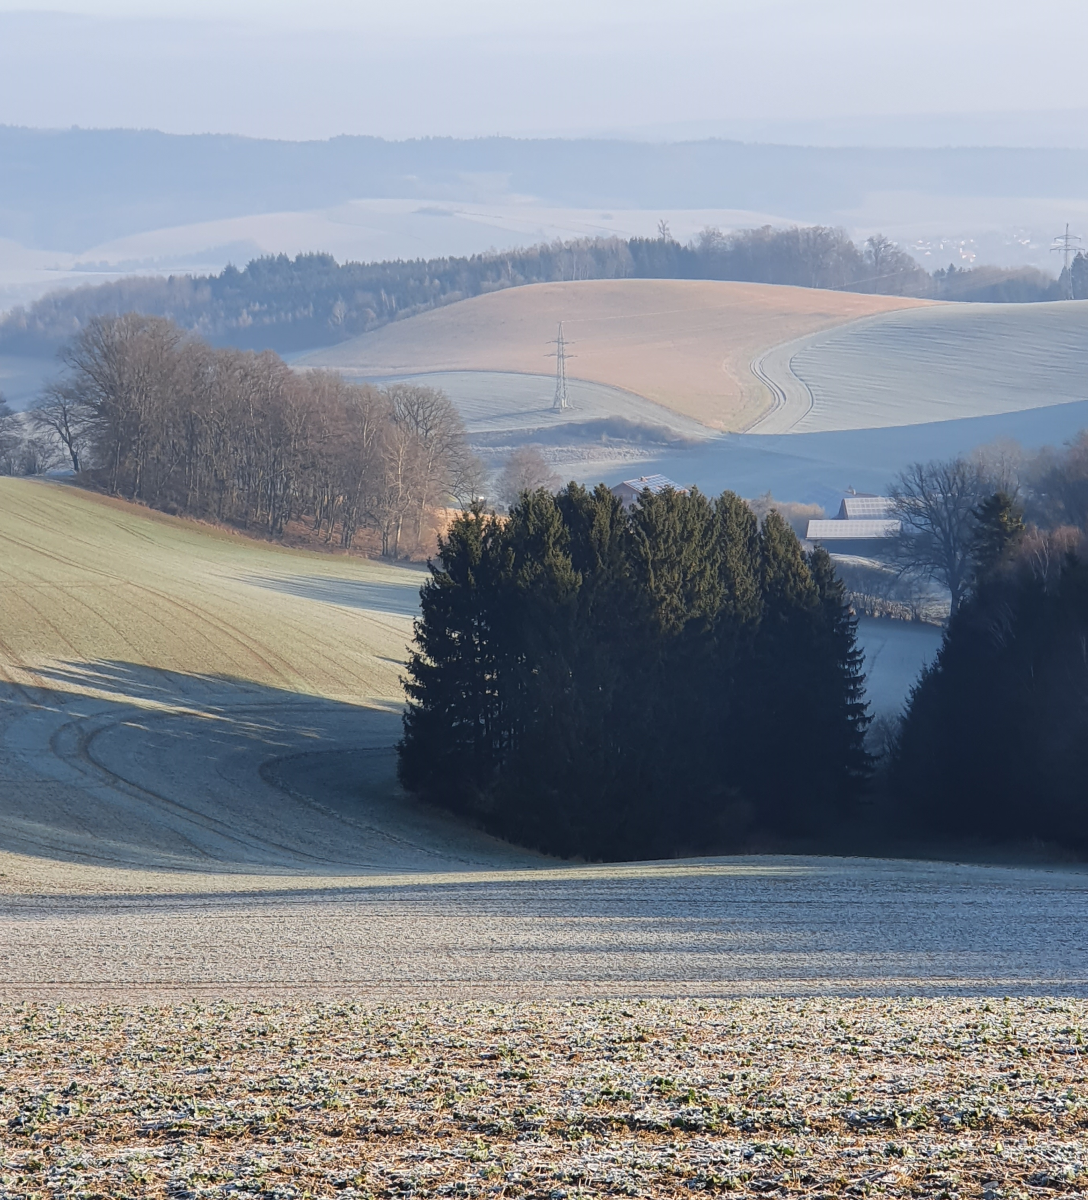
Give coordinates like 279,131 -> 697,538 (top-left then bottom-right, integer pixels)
29,382 -> 96,472
49,316 -> 473,557
0,396 -> 18,470
1027,432 -> 1088,531
888,457 -> 990,616
497,446 -> 561,509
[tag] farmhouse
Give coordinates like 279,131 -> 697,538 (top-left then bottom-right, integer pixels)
807,493 -> 900,556
610,474 -> 688,509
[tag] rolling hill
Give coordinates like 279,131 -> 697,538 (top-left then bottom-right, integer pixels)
750,299 -> 1088,433
301,280 -> 933,432
0,478 -> 1082,1006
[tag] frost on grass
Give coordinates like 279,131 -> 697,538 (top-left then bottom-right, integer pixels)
2,999 -> 1088,1198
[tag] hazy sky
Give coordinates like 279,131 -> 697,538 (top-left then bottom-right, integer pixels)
1,1 -> 1087,141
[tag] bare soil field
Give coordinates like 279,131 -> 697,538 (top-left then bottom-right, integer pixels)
300,281 -> 931,432
3,998 -> 1088,1198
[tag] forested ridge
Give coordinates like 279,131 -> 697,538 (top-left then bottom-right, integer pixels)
399,484 -> 869,859
3,227 -> 1078,357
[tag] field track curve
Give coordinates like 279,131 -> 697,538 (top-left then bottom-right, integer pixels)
748,300 -> 1088,433
301,279 -> 932,432
2,479 -> 1088,1001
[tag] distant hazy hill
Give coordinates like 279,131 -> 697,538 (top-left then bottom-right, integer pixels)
5,126 -> 1088,253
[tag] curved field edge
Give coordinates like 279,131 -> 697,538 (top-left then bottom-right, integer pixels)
750,300 -> 1088,433
300,280 -> 933,432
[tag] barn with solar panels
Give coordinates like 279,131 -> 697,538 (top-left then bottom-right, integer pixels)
807,492 -> 900,557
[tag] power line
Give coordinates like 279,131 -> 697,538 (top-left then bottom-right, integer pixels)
546,322 -> 575,412
1051,224 -> 1082,299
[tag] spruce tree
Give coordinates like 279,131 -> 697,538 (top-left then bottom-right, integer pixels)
807,545 -> 871,803
399,487 -> 873,859
744,512 -> 858,835
893,545 -> 1088,850
969,491 -> 1025,584
399,503 -> 506,813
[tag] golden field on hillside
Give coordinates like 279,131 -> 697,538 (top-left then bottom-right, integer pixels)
0,478 -> 417,702
302,280 -> 932,431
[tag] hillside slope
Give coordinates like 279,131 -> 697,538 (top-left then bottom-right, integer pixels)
2,479 -> 1085,1003
301,280 -> 933,431
0,478 -> 544,877
0,478 -> 416,701
750,299 -> 1088,432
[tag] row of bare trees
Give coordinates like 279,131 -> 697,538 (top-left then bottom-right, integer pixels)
30,314 -> 480,556
885,435 -> 1088,617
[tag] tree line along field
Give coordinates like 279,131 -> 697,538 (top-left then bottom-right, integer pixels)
301,280 -> 932,432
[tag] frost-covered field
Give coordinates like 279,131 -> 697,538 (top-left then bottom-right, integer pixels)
3,998 -> 1088,1198
750,301 -> 1088,433
4,482 -> 1088,1197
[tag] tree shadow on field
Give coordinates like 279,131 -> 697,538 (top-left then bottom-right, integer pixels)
244,574 -> 425,618
0,660 -> 482,875
4,666 -> 1088,994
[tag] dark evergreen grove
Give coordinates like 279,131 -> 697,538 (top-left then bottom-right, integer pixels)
891,495 -> 1088,851
398,484 -> 870,859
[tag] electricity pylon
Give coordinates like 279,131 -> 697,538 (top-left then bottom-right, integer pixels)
1051,224 -> 1082,299
547,322 -> 574,412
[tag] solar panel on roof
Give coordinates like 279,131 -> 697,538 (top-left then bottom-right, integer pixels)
839,496 -> 894,520
620,474 -> 683,494
807,519 -> 900,540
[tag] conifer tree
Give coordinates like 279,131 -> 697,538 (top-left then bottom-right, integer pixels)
807,545 -> 872,802
743,512 -> 867,834
399,503 -> 504,812
893,542 -> 1088,849
628,487 -> 723,635
399,486 -> 873,858
969,491 -> 1025,584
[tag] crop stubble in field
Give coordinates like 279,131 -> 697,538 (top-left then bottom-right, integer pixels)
3,998 -> 1088,1198
751,302 -> 1088,434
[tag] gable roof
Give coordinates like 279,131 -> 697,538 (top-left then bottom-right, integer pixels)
616,474 -> 685,495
